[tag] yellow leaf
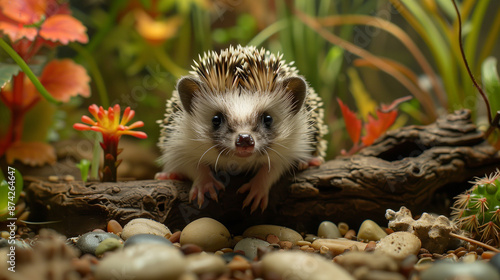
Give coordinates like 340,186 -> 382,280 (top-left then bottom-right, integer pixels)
347,67 -> 377,121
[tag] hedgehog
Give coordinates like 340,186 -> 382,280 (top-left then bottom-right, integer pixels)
157,45 -> 328,212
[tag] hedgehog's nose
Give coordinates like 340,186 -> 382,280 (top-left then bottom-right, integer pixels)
235,134 -> 255,148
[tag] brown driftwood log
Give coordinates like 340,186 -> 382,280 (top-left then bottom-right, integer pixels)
25,110 -> 500,236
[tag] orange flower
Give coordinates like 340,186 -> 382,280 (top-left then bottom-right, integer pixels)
74,104 -> 148,140
0,0 -> 88,44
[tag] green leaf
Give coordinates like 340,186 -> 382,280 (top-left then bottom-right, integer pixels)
0,168 -> 23,220
0,63 -> 20,89
482,57 -> 500,115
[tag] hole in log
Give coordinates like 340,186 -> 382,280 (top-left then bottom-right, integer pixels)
376,140 -> 431,161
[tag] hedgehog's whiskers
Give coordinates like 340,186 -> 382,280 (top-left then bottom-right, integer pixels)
263,149 -> 271,172
215,148 -> 226,171
198,144 -> 218,168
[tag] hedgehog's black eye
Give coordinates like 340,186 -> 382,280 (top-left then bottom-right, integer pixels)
263,113 -> 273,128
212,113 -> 223,129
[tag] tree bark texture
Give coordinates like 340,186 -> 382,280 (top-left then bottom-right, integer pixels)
25,110 -> 500,236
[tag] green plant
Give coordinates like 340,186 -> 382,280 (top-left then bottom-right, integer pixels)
76,159 -> 91,183
0,168 -> 23,220
451,170 -> 500,246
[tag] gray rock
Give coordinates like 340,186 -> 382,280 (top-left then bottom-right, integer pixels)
76,232 -> 120,255
124,233 -> 172,247
234,238 -> 270,260
95,244 -> 185,280
243,225 -> 303,244
420,261 -> 500,280
185,253 -> 226,275
318,221 -> 342,239
261,250 -> 355,280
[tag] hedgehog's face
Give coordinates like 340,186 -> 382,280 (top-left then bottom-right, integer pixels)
177,76 -> 307,166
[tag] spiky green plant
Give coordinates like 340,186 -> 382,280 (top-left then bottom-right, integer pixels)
451,170 -> 500,246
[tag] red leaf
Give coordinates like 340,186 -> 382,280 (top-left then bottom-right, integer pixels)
337,98 -> 362,144
40,14 -> 88,44
40,59 -> 90,102
361,110 -> 398,146
0,0 -> 46,24
0,14 -> 38,42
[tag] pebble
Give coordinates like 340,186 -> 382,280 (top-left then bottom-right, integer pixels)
484,251 -> 498,260
419,260 -> 500,280
124,233 -> 172,247
180,218 -> 231,252
243,225 -> 303,244
185,253 -> 226,275
279,241 -> 293,249
490,252 -> 500,273
95,238 -> 123,256
76,232 -> 121,255
227,255 -> 252,271
357,220 -> 387,241
121,218 -> 171,240
344,229 -> 356,240
266,234 -> 279,244
95,244 -> 186,280
338,222 -> 349,236
181,244 -> 203,255
169,231 -> 181,243
107,219 -> 123,234
234,238 -> 270,260
375,232 -> 421,261
311,239 -> 367,255
318,221 -> 342,239
261,250 -> 355,280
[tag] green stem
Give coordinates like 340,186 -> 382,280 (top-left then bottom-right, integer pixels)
152,47 -> 188,78
71,43 -> 109,108
247,20 -> 288,47
0,38 -> 61,105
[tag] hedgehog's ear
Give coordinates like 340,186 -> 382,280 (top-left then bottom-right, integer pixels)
177,77 -> 201,114
283,77 -> 307,114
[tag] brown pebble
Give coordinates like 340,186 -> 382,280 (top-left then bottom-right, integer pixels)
107,220 -> 123,234
344,229 -> 356,240
169,231 -> 181,243
251,261 -> 263,278
364,241 -> 376,252
221,248 -> 233,253
92,229 -> 105,233
482,251 -> 497,259
227,255 -> 251,271
72,258 -> 92,276
266,234 -> 279,244
384,228 -> 394,235
456,250 -> 467,258
319,245 -> 329,255
476,247 -> 484,255
419,248 -> 430,254
296,240 -> 311,246
299,245 -> 309,251
418,253 -> 433,259
454,247 -> 466,254
348,244 -> 359,252
432,253 -> 443,259
278,241 -> 293,250
181,244 -> 202,255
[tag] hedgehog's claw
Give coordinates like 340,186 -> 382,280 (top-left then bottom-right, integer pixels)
190,165 -> 225,208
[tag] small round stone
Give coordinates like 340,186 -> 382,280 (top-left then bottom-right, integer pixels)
180,218 -> 231,252
261,250 -> 355,280
169,231 -> 181,243
318,221 -> 342,239
121,218 -> 171,240
107,219 -> 123,234
357,220 -> 387,241
234,238 -> 270,260
338,222 -> 349,236
185,253 -> 226,275
375,232 -> 421,261
95,244 -> 186,280
420,261 -> 500,280
95,238 -> 123,256
76,232 -> 121,255
243,225 -> 303,244
490,252 -> 500,273
124,233 -> 172,248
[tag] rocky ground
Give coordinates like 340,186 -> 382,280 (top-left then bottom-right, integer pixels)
0,206 -> 499,280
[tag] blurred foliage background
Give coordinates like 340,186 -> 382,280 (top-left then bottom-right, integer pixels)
4,0 -> 500,160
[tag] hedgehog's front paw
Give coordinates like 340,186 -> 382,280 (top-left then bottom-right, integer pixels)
190,169 -> 225,208
238,180 -> 271,213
